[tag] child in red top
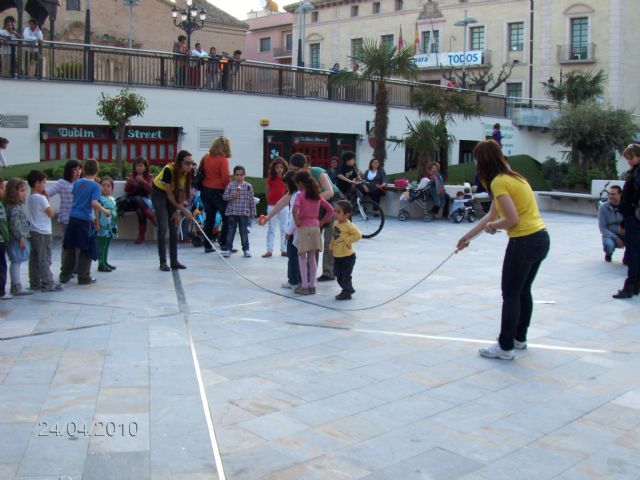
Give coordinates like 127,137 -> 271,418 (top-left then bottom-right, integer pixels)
292,171 -> 334,295
263,157 -> 289,258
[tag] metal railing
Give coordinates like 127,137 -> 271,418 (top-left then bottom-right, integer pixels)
557,43 -> 596,63
0,39 -> 511,116
272,47 -> 293,58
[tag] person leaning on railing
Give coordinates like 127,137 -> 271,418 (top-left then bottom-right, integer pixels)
0,16 -> 21,77
22,18 -> 43,78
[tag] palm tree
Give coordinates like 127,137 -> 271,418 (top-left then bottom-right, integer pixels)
334,39 -> 418,164
403,119 -> 439,178
411,86 -> 482,179
542,69 -> 606,107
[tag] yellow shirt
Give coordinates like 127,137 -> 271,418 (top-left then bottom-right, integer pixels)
490,173 -> 545,238
329,220 -> 362,257
152,164 -> 187,192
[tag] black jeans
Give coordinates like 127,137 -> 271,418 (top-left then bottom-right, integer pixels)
151,186 -> 178,265
287,236 -> 301,286
334,253 -> 356,294
226,215 -> 249,252
623,215 -> 640,283
499,229 -> 550,351
200,186 -> 228,249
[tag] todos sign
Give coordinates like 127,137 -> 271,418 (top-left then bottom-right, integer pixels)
413,50 -> 483,69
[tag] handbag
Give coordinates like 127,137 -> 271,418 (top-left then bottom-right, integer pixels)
193,158 -> 205,191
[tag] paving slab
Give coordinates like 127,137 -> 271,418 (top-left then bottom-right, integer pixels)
0,213 -> 638,479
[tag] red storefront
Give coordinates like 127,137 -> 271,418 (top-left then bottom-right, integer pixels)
40,124 -> 179,165
264,130 -> 359,176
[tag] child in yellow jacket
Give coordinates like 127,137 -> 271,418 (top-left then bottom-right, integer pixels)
329,200 -> 362,300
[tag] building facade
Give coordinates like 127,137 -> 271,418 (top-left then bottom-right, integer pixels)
245,11 -> 295,64
284,0 -> 640,110
2,0 -> 248,54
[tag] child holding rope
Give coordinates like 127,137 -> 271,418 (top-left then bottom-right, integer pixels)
292,171 -> 334,295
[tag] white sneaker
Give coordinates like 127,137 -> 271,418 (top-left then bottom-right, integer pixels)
221,250 -> 230,257
479,343 -> 515,360
496,337 -> 527,350
0,293 -> 13,300
281,282 -> 294,289
243,250 -> 251,258
514,340 -> 527,350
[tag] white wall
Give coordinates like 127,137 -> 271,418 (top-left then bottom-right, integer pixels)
0,79 -> 566,174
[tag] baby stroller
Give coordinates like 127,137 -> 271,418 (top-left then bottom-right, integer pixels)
398,180 -> 436,222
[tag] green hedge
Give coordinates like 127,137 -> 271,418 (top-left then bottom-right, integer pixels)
2,160 -> 162,181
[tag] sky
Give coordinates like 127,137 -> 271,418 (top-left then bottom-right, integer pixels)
206,0 -> 277,21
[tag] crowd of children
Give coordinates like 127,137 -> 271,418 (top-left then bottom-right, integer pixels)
0,149 -> 365,301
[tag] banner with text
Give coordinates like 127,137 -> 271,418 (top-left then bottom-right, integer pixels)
413,50 -> 483,69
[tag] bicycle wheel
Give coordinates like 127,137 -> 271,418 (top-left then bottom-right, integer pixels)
352,199 -> 384,238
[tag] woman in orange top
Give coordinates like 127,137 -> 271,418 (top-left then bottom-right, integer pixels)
199,136 -> 231,253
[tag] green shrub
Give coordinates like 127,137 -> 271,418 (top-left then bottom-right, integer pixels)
542,157 -> 568,189
563,164 -> 586,190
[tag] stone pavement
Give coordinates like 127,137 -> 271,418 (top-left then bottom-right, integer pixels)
0,212 -> 638,480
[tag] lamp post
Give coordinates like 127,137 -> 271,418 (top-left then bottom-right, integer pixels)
295,0 -> 314,67
123,0 -> 140,49
454,10 -> 477,89
170,0 -> 206,50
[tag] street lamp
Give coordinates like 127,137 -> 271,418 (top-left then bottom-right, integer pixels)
295,0 -> 315,67
170,0 -> 206,50
123,0 -> 140,49
454,10 -> 477,89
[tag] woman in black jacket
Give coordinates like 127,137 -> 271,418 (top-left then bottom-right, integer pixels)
613,144 -> 640,298
361,158 -> 386,213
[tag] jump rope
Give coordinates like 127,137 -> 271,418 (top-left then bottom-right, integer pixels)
190,218 -> 485,312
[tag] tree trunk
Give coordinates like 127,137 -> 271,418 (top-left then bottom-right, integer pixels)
115,125 -> 125,178
416,150 -> 433,179
373,81 -> 388,164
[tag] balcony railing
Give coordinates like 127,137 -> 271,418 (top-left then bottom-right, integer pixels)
557,43 -> 596,63
273,47 -> 292,58
0,40 -> 509,116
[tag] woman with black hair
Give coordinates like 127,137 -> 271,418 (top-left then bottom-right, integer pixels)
151,151 -> 194,271
612,144 -> 640,299
47,159 -> 82,236
457,140 -> 549,360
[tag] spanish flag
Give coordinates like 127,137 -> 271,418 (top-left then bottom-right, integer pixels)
414,22 -> 420,53
398,26 -> 404,50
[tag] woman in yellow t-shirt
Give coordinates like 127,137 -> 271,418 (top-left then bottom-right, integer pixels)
457,140 -> 550,361
151,150 -> 194,271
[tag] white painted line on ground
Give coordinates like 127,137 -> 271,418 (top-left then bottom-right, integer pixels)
235,317 -> 609,355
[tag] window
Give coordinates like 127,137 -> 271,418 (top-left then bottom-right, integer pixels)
508,22 -> 524,51
470,26 -> 485,50
372,2 -> 381,14
66,0 -> 80,10
351,5 -> 359,17
395,0 -> 403,11
570,17 -> 589,59
351,38 -> 363,60
311,11 -> 318,23
421,30 -> 440,53
259,37 -> 271,53
507,82 -> 523,100
381,34 -> 394,48
310,43 -> 320,68
285,33 -> 293,51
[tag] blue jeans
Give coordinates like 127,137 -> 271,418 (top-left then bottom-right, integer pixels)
499,229 -> 550,351
226,215 -> 249,252
623,215 -> 640,283
602,236 -> 623,256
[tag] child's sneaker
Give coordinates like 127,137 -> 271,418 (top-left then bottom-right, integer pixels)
335,291 -> 352,300
41,284 -> 63,292
479,343 -> 515,360
221,250 -> 230,257
293,286 -> 310,295
0,293 -> 13,300
243,251 -> 251,258
10,284 -> 33,296
281,281 -> 296,289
